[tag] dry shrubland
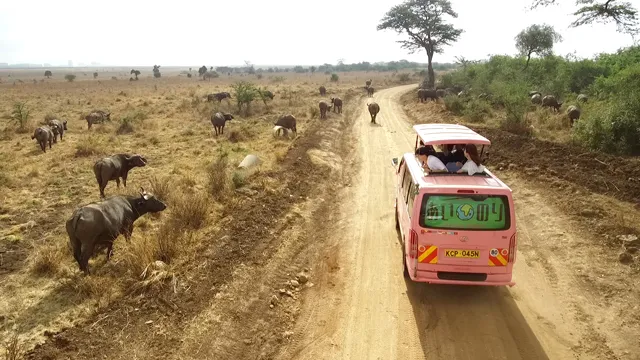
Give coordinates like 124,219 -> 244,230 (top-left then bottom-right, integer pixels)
0,68 -> 407,353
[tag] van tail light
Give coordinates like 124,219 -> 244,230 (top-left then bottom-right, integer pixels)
508,233 -> 517,263
409,230 -> 418,259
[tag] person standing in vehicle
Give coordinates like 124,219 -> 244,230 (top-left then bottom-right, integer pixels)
456,144 -> 485,175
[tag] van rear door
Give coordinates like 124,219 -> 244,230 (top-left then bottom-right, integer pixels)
414,193 -> 514,271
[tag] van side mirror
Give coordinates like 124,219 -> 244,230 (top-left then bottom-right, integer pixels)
391,158 -> 399,167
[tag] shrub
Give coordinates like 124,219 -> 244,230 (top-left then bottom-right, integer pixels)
330,73 -> 339,82
170,191 -> 209,230
116,117 -> 134,134
398,73 -> 411,82
149,176 -> 171,201
231,81 -> 259,115
64,74 -> 76,82
573,93 -> 640,155
10,102 -> 30,132
462,99 -> 492,123
231,171 -> 246,189
443,95 -> 464,115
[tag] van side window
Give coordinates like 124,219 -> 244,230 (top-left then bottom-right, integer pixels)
407,185 -> 417,218
402,168 -> 412,204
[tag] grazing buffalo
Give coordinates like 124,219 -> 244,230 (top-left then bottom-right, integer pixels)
207,92 -> 232,102
567,105 -> 581,126
531,93 -> 542,105
31,126 -> 54,153
85,111 -> 111,130
417,88 -> 438,102
66,188 -> 167,274
261,90 -> 275,100
93,153 -> 147,198
274,115 -> 297,136
330,97 -> 343,113
319,86 -> 326,96
542,95 -> 562,112
577,94 -> 588,103
211,112 -> 234,135
436,89 -> 446,98
367,102 -> 380,124
367,87 -> 375,97
319,101 -> 330,120
365,79 -> 372,88
48,119 -> 68,142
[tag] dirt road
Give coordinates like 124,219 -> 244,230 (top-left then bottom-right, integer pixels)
276,85 -> 636,360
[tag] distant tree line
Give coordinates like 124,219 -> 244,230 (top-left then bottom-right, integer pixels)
191,60 -> 456,76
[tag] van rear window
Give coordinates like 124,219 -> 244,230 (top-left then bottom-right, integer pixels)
419,195 -> 510,231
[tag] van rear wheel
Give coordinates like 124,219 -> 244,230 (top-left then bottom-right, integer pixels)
402,247 -> 410,278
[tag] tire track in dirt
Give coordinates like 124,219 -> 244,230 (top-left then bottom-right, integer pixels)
275,85 -> 634,360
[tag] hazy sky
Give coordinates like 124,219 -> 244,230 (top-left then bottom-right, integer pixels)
1,0 -> 638,66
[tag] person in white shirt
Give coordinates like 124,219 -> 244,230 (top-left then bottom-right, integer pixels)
456,144 -> 486,175
415,146 -> 447,173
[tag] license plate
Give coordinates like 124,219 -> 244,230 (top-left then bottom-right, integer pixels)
445,249 -> 480,258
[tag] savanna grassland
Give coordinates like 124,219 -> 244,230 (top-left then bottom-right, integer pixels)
0,67 -> 414,359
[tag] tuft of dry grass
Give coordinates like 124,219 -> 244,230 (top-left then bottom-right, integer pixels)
75,135 -> 106,157
4,334 -> 22,360
170,191 -> 209,230
207,155 -> 229,199
27,240 -> 67,277
149,175 -> 172,201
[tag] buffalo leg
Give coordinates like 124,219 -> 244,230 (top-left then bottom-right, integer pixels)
40,141 -> 45,152
80,241 -> 96,275
115,177 -> 120,188
122,174 -> 127,188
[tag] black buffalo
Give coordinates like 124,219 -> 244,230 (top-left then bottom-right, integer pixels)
93,154 -> 147,198
66,188 -> 167,274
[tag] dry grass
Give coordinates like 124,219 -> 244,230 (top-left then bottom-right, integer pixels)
0,67 -> 402,354
4,334 -> 22,360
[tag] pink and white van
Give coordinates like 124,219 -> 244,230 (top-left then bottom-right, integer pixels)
392,124 -> 517,286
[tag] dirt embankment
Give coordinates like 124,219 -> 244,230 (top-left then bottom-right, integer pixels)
24,90 -> 363,360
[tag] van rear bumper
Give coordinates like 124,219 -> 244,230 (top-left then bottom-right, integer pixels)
413,270 -> 515,287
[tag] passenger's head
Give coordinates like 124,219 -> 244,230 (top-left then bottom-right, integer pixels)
415,146 -> 436,156
464,144 -> 482,165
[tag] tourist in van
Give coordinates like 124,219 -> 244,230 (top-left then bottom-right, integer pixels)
456,144 -> 485,175
415,146 -> 447,173
444,144 -> 466,172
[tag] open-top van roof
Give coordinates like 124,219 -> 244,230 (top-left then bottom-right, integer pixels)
414,124 -> 491,146
402,153 -> 511,192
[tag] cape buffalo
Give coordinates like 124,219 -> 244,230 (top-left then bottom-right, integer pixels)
367,102 -> 380,124
93,154 -> 147,198
319,101 -> 330,120
31,126 -> 54,153
211,112 -> 234,135
319,86 -> 326,96
330,97 -> 343,113
274,115 -> 297,136
367,87 -> 374,97
85,111 -> 111,130
66,188 -> 167,274
567,105 -> 580,126
542,95 -> 562,112
48,119 -> 68,142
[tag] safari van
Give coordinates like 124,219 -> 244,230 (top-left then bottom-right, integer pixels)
392,124 -> 517,286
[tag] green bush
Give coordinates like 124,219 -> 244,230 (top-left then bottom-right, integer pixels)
64,74 -> 76,82
330,73 -> 339,82
443,95 -> 464,115
463,99 -> 492,122
573,93 -> 640,155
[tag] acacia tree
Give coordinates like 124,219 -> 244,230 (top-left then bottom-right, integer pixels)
44,70 -> 52,78
515,24 -> 563,69
531,0 -> 638,35
378,0 -> 463,88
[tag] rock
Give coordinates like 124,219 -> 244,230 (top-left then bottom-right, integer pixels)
145,320 -> 154,325
243,339 -> 253,345
153,260 -> 167,269
508,163 -> 517,170
238,154 -> 261,169
619,252 -> 634,264
236,187 -> 258,196
270,295 -> 279,306
283,331 -> 294,339
297,273 -> 309,284
284,291 -> 294,298
290,280 -> 300,288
